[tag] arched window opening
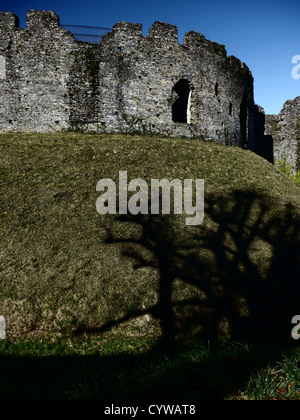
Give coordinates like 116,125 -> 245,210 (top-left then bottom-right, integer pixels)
172,79 -> 191,124
229,103 -> 233,116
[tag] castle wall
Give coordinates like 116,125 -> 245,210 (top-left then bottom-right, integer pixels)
265,97 -> 300,172
0,10 -> 255,147
0,11 -> 77,133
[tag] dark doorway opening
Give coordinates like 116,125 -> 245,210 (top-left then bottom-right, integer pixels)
172,79 -> 191,123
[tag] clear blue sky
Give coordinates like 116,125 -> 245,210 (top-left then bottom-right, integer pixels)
2,0 -> 300,114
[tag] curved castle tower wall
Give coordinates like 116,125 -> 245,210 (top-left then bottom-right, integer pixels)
0,10 -> 256,147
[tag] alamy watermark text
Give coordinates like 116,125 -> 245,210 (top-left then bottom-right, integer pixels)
96,171 -> 204,226
292,55 -> 300,80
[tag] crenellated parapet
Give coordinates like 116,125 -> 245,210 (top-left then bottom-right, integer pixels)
0,12 -> 19,31
111,21 -> 143,48
0,9 -> 259,150
183,31 -> 226,57
26,9 -> 60,31
148,21 -> 178,44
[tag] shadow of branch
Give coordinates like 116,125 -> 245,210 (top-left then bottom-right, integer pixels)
76,189 -> 300,348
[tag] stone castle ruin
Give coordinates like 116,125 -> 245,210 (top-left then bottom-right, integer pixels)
0,10 -> 299,170
265,97 -> 300,172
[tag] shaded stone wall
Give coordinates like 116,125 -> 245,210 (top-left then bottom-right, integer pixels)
0,10 -> 256,147
265,97 -> 300,172
0,11 -> 77,133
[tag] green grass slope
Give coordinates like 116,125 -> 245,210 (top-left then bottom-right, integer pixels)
0,133 -> 300,343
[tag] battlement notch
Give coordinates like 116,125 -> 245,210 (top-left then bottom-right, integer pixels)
0,12 -> 19,30
227,55 -> 251,75
148,21 -> 178,44
112,21 -> 143,48
26,10 -> 60,31
183,31 -> 227,57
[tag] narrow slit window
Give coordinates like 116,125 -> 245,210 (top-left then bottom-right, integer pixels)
215,82 -> 219,97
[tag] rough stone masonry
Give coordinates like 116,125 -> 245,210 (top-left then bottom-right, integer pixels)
0,10 -> 258,147
0,9 -> 298,168
265,97 -> 300,172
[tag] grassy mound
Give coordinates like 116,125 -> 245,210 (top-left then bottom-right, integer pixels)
0,133 -> 300,343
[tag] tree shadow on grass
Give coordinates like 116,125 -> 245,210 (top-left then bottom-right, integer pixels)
78,189 -> 300,346
58,188 -> 299,399
1,189 -> 299,400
